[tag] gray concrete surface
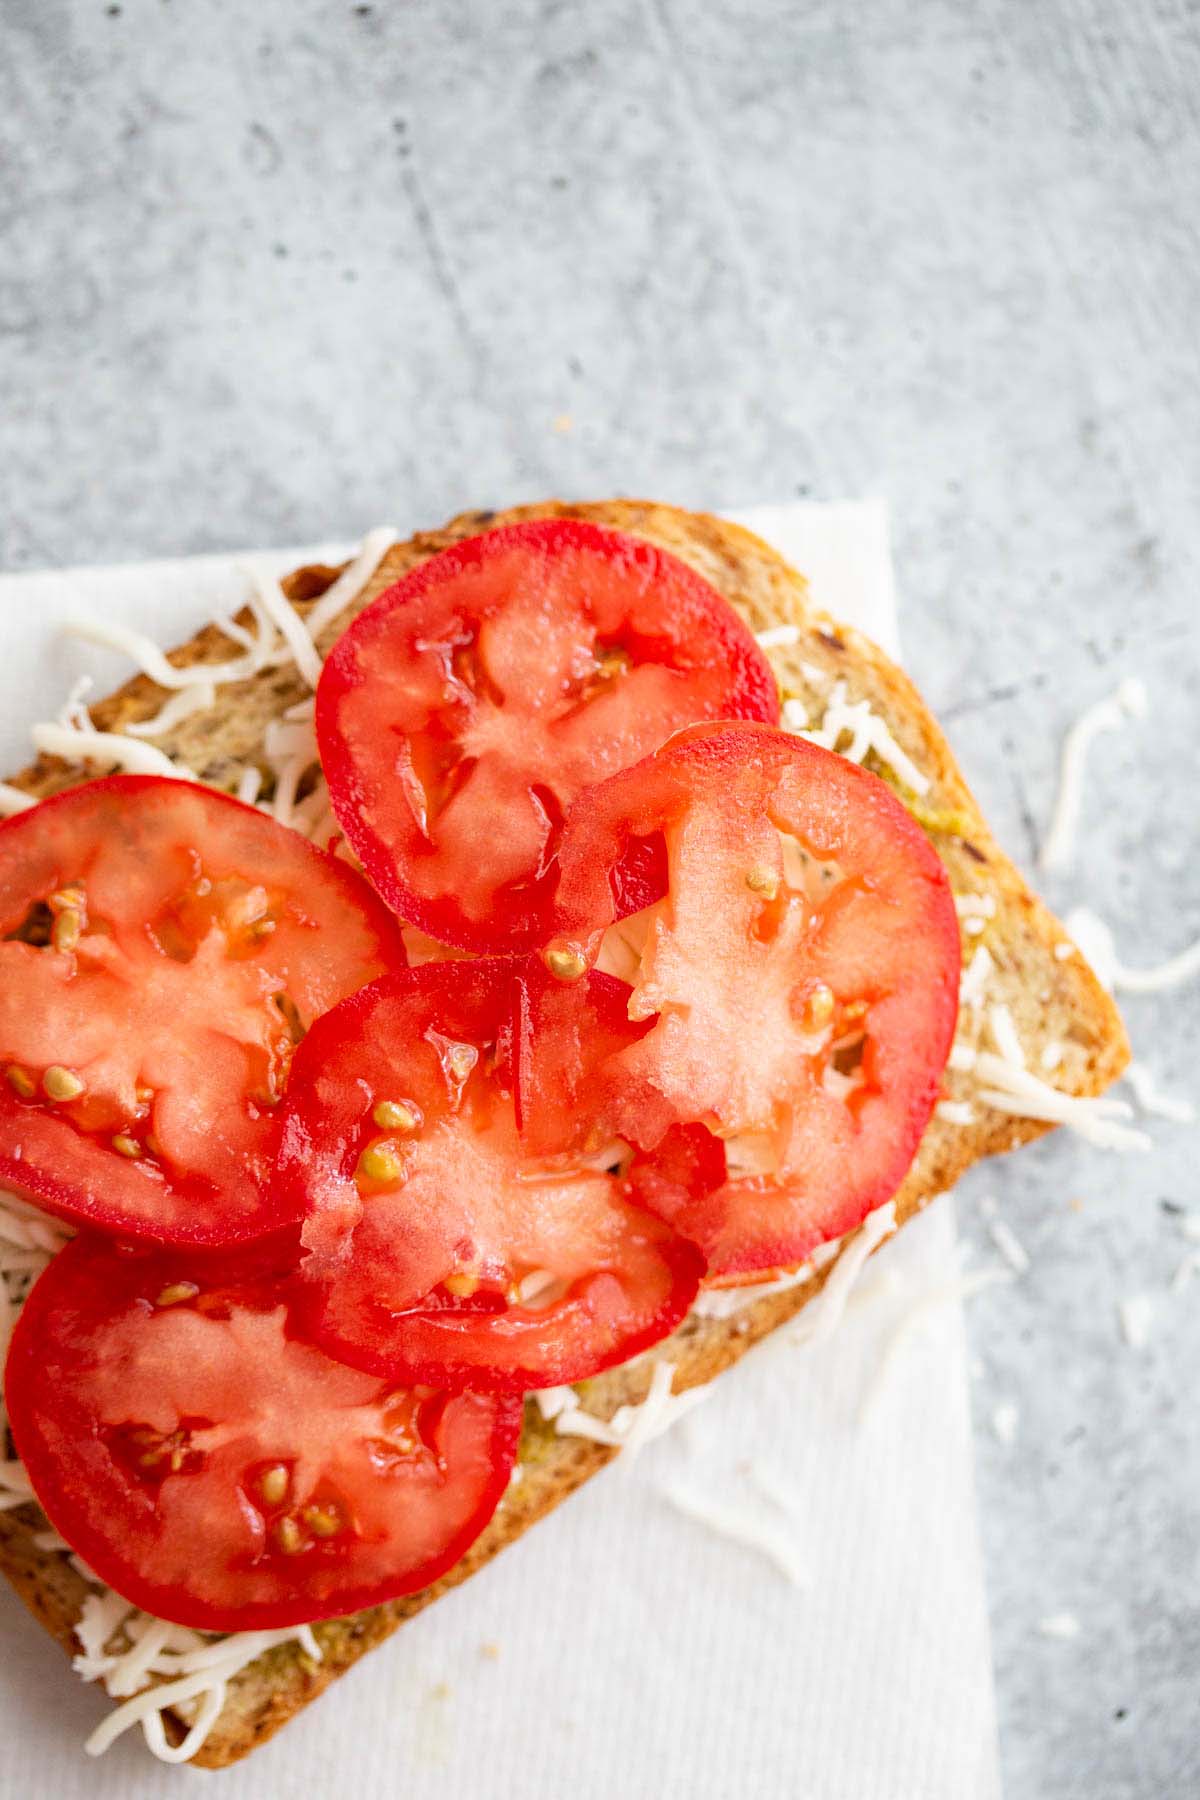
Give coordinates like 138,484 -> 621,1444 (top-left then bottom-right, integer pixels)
3,1 -> 1199,1793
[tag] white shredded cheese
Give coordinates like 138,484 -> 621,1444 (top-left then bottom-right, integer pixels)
125,683 -> 217,739
959,946 -> 994,1010
859,1264 -> 1013,1421
245,569 -> 324,690
1169,1252 -> 1200,1296
955,892 -> 996,922
1040,1040 -> 1064,1072
991,1402 -> 1020,1446
61,614 -> 266,691
540,1360 -> 710,1460
0,783 -> 35,816
30,721 -> 192,780
785,1202 -> 898,1351
1066,905 -> 1200,996
987,1217 -> 1031,1275
988,1003 -> 1026,1069
1118,1293 -> 1154,1348
1123,1062 -> 1195,1125
784,679 -> 930,794
972,1051 -> 1152,1153
1039,678 -> 1147,873
754,624 -> 802,650
303,527 -> 397,640
658,1482 -> 808,1586
935,1100 -> 975,1126
1038,1612 -> 1081,1640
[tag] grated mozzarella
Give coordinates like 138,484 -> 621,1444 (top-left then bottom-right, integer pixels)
988,1004 -> 1026,1069
987,1217 -> 1031,1275
1123,1062 -> 1195,1125
1118,1293 -> 1154,1348
0,783 -> 36,816
303,527 -> 397,641
972,1051 -> 1152,1153
859,1264 -> 1013,1421
991,1402 -> 1020,1446
658,1481 -> 808,1586
959,946 -> 994,1010
245,569 -> 323,689
1038,1612 -> 1081,1640
30,720 -> 192,780
935,1100 -> 975,1125
125,683 -> 216,738
535,1361 -> 710,1460
61,614 -> 267,691
1039,678 -> 1147,873
754,624 -> 802,649
1065,905 -> 1200,996
784,680 -> 930,794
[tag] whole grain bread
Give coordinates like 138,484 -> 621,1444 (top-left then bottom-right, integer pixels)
0,500 -> 1128,1767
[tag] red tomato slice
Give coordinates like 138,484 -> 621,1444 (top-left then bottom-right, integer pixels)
5,1235 -> 519,1630
275,958 -> 707,1392
0,777 -> 406,1247
315,519 -> 779,953
548,723 -> 961,1278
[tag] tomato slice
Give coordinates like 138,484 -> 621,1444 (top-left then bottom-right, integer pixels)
315,519 -> 779,953
275,958 -> 707,1392
548,723 -> 961,1278
5,1236 -> 518,1630
0,777 -> 406,1247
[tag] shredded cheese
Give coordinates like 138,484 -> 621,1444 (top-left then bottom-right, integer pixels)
935,1100 -> 975,1126
783,680 -> 930,794
988,1003 -> 1026,1069
1065,905 -> 1200,996
1039,678 -> 1147,873
30,720 -> 191,780
991,1402 -> 1020,1446
125,683 -> 217,738
859,1264 -> 1013,1421
754,624 -> 802,649
0,783 -> 35,816
658,1481 -> 808,1586
1038,1612 -> 1081,1640
1118,1293 -> 1154,1348
303,527 -> 396,641
970,1051 -> 1152,1153
534,1361 -> 709,1459
1123,1062 -> 1195,1125
244,568 -> 324,690
987,1217 -> 1031,1275
959,946 -> 994,1010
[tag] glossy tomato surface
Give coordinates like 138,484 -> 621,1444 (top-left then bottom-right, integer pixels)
315,519 -> 779,953
550,723 -> 961,1277
5,1235 -> 519,1630
0,777 -> 406,1246
275,958 -> 707,1391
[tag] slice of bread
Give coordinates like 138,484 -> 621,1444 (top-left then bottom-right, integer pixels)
0,500 -> 1128,1766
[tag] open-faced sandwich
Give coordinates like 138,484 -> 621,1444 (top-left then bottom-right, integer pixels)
0,501 -> 1129,1765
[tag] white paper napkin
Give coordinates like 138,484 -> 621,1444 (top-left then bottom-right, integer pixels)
0,504 -> 1000,1798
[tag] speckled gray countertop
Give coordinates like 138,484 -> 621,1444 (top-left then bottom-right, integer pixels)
3,3 -> 1199,1793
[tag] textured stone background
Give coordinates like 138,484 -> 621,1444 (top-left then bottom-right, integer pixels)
2,2 -> 1199,1793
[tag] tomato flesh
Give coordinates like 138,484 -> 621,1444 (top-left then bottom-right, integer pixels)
550,723 -> 961,1277
0,777 -> 406,1246
315,519 -> 779,953
276,959 -> 706,1392
5,1235 -> 519,1630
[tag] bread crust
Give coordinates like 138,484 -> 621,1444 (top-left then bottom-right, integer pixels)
0,500 -> 1128,1766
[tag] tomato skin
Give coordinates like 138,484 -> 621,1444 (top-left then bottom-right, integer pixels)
550,723 -> 961,1277
5,1235 -> 520,1631
315,519 -> 780,955
276,958 -> 707,1393
0,776 -> 407,1248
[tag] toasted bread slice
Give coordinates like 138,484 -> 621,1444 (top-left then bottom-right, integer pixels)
0,501 -> 1127,1766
